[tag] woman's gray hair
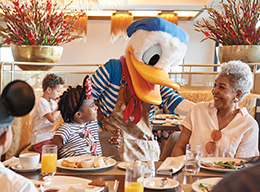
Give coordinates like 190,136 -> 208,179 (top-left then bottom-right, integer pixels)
218,60 -> 253,102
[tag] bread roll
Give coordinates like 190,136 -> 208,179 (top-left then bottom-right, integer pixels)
93,157 -> 105,168
61,159 -> 79,168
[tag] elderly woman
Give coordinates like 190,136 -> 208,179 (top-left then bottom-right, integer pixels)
172,60 -> 259,158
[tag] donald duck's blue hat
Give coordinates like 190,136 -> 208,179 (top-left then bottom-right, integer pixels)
126,17 -> 189,45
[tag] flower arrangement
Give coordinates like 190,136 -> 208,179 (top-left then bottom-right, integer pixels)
0,0 -> 84,46
194,0 -> 260,45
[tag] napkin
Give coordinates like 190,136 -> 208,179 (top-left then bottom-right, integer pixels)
157,155 -> 185,175
67,186 -> 96,192
67,184 -> 109,192
3,156 -> 19,167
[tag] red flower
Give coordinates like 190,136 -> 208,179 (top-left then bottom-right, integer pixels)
227,23 -> 231,29
31,40 -> 36,45
13,0 -> 19,6
28,33 -> 34,40
194,0 -> 260,45
204,31 -> 210,38
231,31 -> 236,38
0,0 -> 83,46
4,39 -> 10,44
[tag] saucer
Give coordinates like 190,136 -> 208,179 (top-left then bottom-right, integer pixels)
152,120 -> 166,125
11,163 -> 41,172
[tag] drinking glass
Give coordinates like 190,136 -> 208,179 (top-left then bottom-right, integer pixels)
41,144 -> 57,176
185,144 -> 201,174
125,161 -> 144,192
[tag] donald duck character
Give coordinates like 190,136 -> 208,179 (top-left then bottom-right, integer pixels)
91,17 -> 195,161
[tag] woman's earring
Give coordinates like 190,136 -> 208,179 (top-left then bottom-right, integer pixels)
235,98 -> 238,103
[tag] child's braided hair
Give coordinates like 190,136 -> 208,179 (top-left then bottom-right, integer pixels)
58,85 -> 83,123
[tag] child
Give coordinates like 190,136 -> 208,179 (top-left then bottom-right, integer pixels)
31,73 -> 64,154
0,80 -> 37,192
50,75 -> 102,159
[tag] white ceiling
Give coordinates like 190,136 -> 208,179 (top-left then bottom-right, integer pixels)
109,0 -> 213,11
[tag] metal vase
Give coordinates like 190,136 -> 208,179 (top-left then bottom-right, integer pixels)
11,45 -> 63,71
218,45 -> 260,64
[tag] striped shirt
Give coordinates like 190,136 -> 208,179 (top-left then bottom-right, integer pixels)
91,59 -> 185,127
55,120 -> 102,159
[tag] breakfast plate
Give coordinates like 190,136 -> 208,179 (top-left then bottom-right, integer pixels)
200,157 -> 246,172
143,177 -> 179,190
170,119 -> 183,126
192,177 -> 222,192
152,120 -> 166,125
153,114 -> 166,120
117,161 -> 147,170
37,176 -> 104,192
154,114 -> 177,120
11,163 -> 41,172
57,156 -> 116,171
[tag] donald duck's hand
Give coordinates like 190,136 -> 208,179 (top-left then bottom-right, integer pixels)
108,129 -> 121,148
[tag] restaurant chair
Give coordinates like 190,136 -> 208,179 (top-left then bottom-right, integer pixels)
159,131 -> 180,161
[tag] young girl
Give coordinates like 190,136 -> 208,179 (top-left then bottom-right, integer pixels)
50,75 -> 102,159
31,73 -> 64,154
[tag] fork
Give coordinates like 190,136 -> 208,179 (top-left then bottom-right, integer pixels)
161,178 -> 168,187
103,155 -> 115,162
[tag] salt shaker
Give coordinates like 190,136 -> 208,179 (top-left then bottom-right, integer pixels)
147,160 -> 155,178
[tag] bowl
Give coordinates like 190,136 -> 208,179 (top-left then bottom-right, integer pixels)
19,152 -> 40,169
81,157 -> 94,168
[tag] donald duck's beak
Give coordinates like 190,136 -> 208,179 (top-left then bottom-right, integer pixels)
126,46 -> 180,105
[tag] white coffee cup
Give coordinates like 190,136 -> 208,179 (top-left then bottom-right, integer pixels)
81,157 -> 94,168
19,152 -> 40,169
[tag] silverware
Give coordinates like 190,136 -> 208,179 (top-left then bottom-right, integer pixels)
161,178 -> 168,187
103,155 -> 115,162
109,180 -> 119,192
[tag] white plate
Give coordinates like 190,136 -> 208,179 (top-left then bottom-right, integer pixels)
154,114 -> 177,120
117,161 -> 147,170
192,177 -> 222,192
200,157 -> 245,172
43,176 -> 103,192
143,177 -> 179,190
170,119 -> 183,125
153,114 -> 166,120
57,156 -> 116,171
152,120 -> 166,125
11,163 -> 41,172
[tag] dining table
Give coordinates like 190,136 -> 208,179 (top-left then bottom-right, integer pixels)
152,122 -> 180,132
16,160 -> 229,192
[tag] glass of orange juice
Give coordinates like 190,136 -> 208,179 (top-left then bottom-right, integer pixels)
41,144 -> 57,176
125,161 -> 144,192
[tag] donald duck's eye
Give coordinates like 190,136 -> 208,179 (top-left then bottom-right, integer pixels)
142,44 -> 162,66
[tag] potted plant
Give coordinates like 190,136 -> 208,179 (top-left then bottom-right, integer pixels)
194,0 -> 260,64
0,0 -> 84,70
